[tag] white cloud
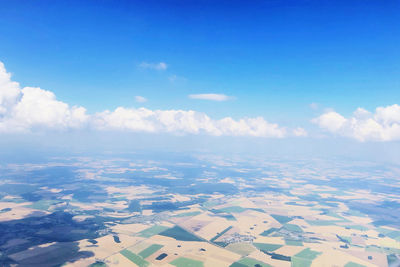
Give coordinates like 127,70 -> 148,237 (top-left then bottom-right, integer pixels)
312,105 -> 400,141
375,105 -> 400,126
189,93 -> 230,101
0,61 -> 289,138
0,62 -> 20,116
312,111 -> 347,132
139,62 -> 167,70
135,96 -> 147,103
93,107 -> 286,137
353,107 -> 371,118
0,63 -> 88,132
293,127 -> 308,137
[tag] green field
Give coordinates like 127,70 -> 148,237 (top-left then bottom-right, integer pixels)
386,230 -> 400,239
306,220 -> 338,226
172,211 -> 202,217
291,257 -> 312,267
138,244 -> 164,259
214,206 -> 247,213
253,242 -> 282,252
285,201 -> 311,207
88,261 -> 107,267
260,227 -> 278,236
159,226 -> 203,241
283,224 -> 303,233
170,257 -> 204,267
25,200 -> 59,210
291,248 -> 321,267
120,249 -> 149,267
210,226 -> 233,242
226,242 -> 256,256
138,225 -> 170,238
294,248 -> 320,259
285,239 -> 303,246
230,257 -> 272,267
271,214 -> 292,224
344,262 -> 366,267
202,200 -> 220,208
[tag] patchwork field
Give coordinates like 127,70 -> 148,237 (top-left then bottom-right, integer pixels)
0,154 -> 399,266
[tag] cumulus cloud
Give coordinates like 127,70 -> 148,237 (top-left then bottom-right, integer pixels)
189,93 -> 230,101
93,107 -> 286,137
139,62 -> 167,70
135,96 -> 147,103
312,105 -> 400,141
0,62 -> 288,138
0,63 -> 88,132
312,111 -> 347,132
0,62 -> 20,116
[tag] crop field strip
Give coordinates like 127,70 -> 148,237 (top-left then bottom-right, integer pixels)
138,244 -> 164,259
120,249 -> 149,267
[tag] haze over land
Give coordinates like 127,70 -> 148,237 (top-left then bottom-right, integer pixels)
1,152 -> 400,267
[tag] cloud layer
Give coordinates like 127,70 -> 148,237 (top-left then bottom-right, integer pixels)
4,62 -> 400,142
188,93 -> 230,101
0,62 -> 288,138
313,105 -> 400,141
93,107 -> 286,137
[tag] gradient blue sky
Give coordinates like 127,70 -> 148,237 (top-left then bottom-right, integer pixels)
1,0 -> 399,126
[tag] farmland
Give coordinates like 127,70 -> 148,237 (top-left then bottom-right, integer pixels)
0,153 -> 399,266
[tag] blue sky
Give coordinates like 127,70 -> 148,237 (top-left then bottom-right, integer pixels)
0,0 -> 399,143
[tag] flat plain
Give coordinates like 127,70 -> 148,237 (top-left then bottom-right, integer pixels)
0,153 -> 399,266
